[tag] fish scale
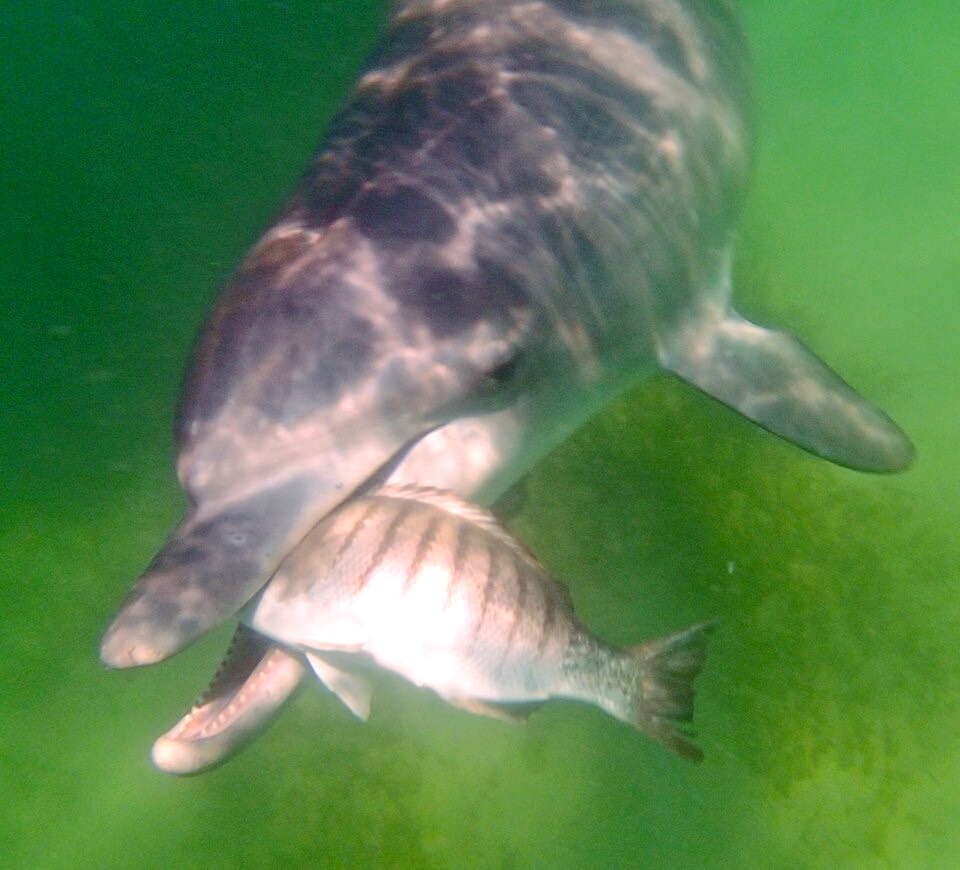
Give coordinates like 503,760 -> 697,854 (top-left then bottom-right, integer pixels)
257,489 -> 566,699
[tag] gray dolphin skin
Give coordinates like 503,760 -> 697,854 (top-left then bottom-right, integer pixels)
101,0 -> 913,773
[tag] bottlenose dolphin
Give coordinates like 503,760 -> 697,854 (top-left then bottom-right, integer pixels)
100,0 -> 913,773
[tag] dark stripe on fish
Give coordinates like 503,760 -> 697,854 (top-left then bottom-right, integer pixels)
403,512 -> 440,593
537,582 -> 558,656
276,497 -> 384,601
500,555 -> 527,666
444,520 -> 471,611
332,499 -> 382,575
355,499 -> 410,592
472,534 -> 497,644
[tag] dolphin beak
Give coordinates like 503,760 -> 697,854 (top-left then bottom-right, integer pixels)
151,625 -> 306,775
100,476 -> 319,668
101,423 -> 442,668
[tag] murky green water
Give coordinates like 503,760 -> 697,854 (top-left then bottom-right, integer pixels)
3,2 -> 958,867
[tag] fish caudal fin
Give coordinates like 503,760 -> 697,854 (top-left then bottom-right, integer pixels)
661,308 -> 915,473
625,622 -> 714,763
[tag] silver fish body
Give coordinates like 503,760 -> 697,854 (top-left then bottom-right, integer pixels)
247,487 -> 575,701
241,486 -> 710,761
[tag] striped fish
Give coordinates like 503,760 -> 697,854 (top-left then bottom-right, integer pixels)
239,485 -> 711,761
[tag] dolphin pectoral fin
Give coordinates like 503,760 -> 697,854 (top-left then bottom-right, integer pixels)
304,652 -> 373,721
661,309 -> 915,472
151,624 -> 305,775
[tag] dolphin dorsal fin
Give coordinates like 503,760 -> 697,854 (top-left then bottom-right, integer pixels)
660,305 -> 914,472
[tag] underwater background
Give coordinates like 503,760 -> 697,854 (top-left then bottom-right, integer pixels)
2,1 -> 957,866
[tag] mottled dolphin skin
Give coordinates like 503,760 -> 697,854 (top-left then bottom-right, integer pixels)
100,0 -> 913,771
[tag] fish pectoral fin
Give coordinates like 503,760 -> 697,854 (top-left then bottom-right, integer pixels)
305,652 -> 372,721
152,624 -> 306,776
445,695 -> 532,724
660,308 -> 914,472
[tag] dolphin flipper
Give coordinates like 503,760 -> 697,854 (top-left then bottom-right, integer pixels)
661,308 -> 914,472
151,624 -> 305,775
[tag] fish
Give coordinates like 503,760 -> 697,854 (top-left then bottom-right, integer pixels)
101,0 -> 913,772
152,486 -> 712,773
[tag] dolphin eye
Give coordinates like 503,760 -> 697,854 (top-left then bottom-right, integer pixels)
483,354 -> 522,389
467,352 -> 525,413
435,352 -> 526,420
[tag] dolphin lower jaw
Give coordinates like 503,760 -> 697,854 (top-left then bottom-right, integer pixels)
151,626 -> 307,775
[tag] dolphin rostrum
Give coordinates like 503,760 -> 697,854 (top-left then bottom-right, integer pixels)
100,0 -> 913,773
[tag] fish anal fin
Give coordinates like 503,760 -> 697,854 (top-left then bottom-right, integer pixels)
662,308 -> 914,473
305,651 -> 373,721
445,695 -> 533,723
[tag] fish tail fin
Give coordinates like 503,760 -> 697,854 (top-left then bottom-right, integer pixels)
621,621 -> 715,763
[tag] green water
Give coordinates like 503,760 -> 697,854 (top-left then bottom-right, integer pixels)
2,2 -> 958,867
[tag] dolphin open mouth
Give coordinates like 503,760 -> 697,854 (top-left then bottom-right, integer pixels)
151,624 -> 306,775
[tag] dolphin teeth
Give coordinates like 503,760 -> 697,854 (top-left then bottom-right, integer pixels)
151,625 -> 305,775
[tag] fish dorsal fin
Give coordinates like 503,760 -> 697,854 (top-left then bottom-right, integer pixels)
376,484 -> 527,553
660,301 -> 914,473
376,485 -> 574,606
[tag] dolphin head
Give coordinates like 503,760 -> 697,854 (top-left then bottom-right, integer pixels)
100,210 -> 547,668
